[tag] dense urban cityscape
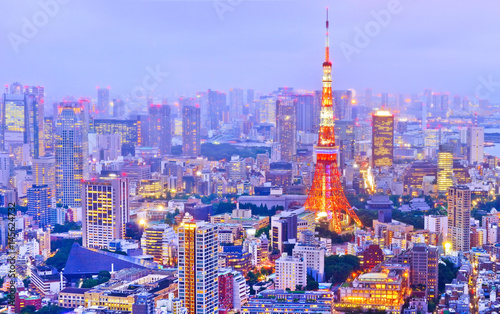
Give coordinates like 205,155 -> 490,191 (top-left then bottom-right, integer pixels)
1,2 -> 500,314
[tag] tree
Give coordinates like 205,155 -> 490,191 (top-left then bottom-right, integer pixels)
36,305 -> 69,314
438,259 -> 458,293
306,274 -> 319,291
20,306 -> 36,314
324,255 -> 360,284
255,225 -> 270,238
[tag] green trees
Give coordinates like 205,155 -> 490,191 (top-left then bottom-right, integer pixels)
81,271 -> 111,288
324,255 -> 360,284
306,274 -> 319,291
46,239 -> 81,271
438,259 -> 459,293
255,225 -> 270,238
315,224 -> 353,244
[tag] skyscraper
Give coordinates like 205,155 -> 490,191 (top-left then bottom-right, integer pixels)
381,92 -> 389,107
208,90 -> 226,130
148,104 -> 172,156
372,110 -> 394,168
33,156 -> 56,207
178,221 -> 218,314
55,103 -> 89,207
1,83 -> 44,157
364,88 -> 372,108
467,126 -> 484,165
229,88 -> 244,120
295,94 -> 314,132
27,185 -> 51,228
97,87 -> 110,115
334,120 -> 355,171
82,178 -> 129,249
182,105 -> 201,157
437,144 -> 453,194
275,98 -> 296,162
447,186 -> 471,252
333,90 -> 352,120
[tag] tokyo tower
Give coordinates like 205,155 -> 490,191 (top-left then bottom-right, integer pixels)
304,9 -> 362,233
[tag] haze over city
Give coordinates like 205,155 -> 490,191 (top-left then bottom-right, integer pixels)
2,0 -> 500,101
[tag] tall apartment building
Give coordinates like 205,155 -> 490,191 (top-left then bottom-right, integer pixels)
82,178 -> 129,249
424,215 -> 448,241
275,98 -> 296,162
447,186 -> 471,253
55,104 -> 89,207
182,105 -> 201,157
178,221 -> 218,314
467,126 -> 484,165
275,253 -> 307,291
148,104 -> 172,156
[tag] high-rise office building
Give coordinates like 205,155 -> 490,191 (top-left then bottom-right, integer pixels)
43,117 -> 54,154
381,92 -> 389,107
295,94 -> 314,133
467,126 -> 484,165
1,84 -> 44,158
33,156 -> 56,207
333,90 -> 352,120
178,221 -> 218,314
27,185 -> 51,227
97,87 -> 110,115
431,93 -> 448,117
55,103 -> 89,207
148,104 -> 172,156
229,88 -> 244,120
112,98 -> 125,118
82,178 -> 129,249
208,90 -> 226,130
437,144 -> 453,194
447,186 -> 471,253
93,118 -> 138,156
182,105 -> 201,157
275,98 -> 296,162
365,88 -> 372,108
372,110 -> 394,168
334,120 -> 355,170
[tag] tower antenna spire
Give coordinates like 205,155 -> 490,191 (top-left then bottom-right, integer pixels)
325,8 -> 330,62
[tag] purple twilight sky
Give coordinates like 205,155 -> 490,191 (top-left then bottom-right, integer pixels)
1,0 -> 500,103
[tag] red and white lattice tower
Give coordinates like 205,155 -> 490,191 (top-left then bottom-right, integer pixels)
304,9 -> 362,233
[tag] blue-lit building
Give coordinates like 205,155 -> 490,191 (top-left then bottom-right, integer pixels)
27,185 -> 51,227
241,290 -> 334,314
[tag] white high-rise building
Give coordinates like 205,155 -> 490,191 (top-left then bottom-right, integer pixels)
468,126 -> 484,165
82,178 -> 129,249
275,253 -> 307,291
424,215 -> 448,241
292,244 -> 325,282
178,221 -> 218,314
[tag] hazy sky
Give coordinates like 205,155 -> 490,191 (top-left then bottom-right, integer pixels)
2,0 -> 500,103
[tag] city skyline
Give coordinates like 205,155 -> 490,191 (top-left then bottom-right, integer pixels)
2,1 -> 500,102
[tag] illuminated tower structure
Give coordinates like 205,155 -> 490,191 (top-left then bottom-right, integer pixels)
304,11 -> 362,233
